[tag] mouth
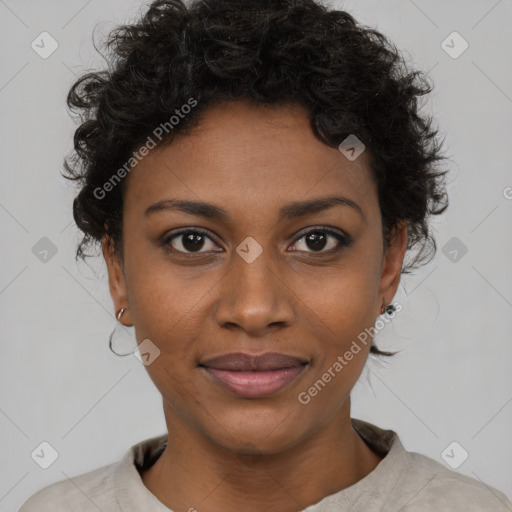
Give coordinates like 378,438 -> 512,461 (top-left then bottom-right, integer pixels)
198,352 -> 309,399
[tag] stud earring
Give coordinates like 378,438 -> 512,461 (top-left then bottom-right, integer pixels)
381,300 -> 396,315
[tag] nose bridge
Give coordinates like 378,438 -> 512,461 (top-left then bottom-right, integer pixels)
214,242 -> 295,334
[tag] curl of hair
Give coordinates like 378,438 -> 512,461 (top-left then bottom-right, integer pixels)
63,0 -> 450,357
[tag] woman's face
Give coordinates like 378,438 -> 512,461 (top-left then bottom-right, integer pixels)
103,100 -> 407,454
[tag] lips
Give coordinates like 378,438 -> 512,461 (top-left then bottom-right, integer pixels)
199,352 -> 309,398
199,351 -> 308,371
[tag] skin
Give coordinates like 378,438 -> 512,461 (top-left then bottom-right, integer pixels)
102,100 -> 408,512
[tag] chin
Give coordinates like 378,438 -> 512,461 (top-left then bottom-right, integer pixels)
201,405 -> 310,455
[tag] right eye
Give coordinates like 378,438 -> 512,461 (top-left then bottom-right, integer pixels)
163,228 -> 223,254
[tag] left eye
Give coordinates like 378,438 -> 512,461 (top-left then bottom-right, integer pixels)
289,228 -> 348,253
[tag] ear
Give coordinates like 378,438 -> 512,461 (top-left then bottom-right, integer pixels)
102,235 -> 132,326
377,220 -> 408,315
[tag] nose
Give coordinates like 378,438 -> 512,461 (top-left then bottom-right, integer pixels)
214,249 -> 296,337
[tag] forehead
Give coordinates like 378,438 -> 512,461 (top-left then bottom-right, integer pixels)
123,101 -> 377,221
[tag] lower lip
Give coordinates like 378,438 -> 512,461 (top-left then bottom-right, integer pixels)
202,365 -> 306,398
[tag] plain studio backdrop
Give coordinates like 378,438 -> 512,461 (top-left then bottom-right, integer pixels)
1,0 -> 511,510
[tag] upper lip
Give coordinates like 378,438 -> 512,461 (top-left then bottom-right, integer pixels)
199,352 -> 308,371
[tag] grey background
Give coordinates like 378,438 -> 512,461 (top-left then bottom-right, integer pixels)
1,0 -> 511,510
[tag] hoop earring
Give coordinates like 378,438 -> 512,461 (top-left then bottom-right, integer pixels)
108,307 -> 135,357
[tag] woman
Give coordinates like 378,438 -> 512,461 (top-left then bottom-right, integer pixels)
20,0 -> 512,510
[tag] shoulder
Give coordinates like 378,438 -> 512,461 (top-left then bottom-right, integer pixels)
351,418 -> 512,511
397,450 -> 512,511
18,434 -> 167,512
18,460 -> 119,512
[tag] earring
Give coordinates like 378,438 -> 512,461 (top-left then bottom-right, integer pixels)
108,307 -> 135,356
381,300 -> 396,315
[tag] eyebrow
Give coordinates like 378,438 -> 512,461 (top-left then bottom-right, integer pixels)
144,195 -> 365,222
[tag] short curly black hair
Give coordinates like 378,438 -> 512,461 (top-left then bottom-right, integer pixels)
63,0 -> 450,356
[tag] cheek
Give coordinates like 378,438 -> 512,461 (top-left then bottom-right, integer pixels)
292,262 -> 379,394
296,260 -> 380,337
123,251 -> 216,341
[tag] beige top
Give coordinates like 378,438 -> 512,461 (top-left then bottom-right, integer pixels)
19,418 -> 512,511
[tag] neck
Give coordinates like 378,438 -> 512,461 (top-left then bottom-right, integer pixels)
141,400 -> 383,512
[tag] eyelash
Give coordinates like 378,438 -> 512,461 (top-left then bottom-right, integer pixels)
161,226 -> 351,256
